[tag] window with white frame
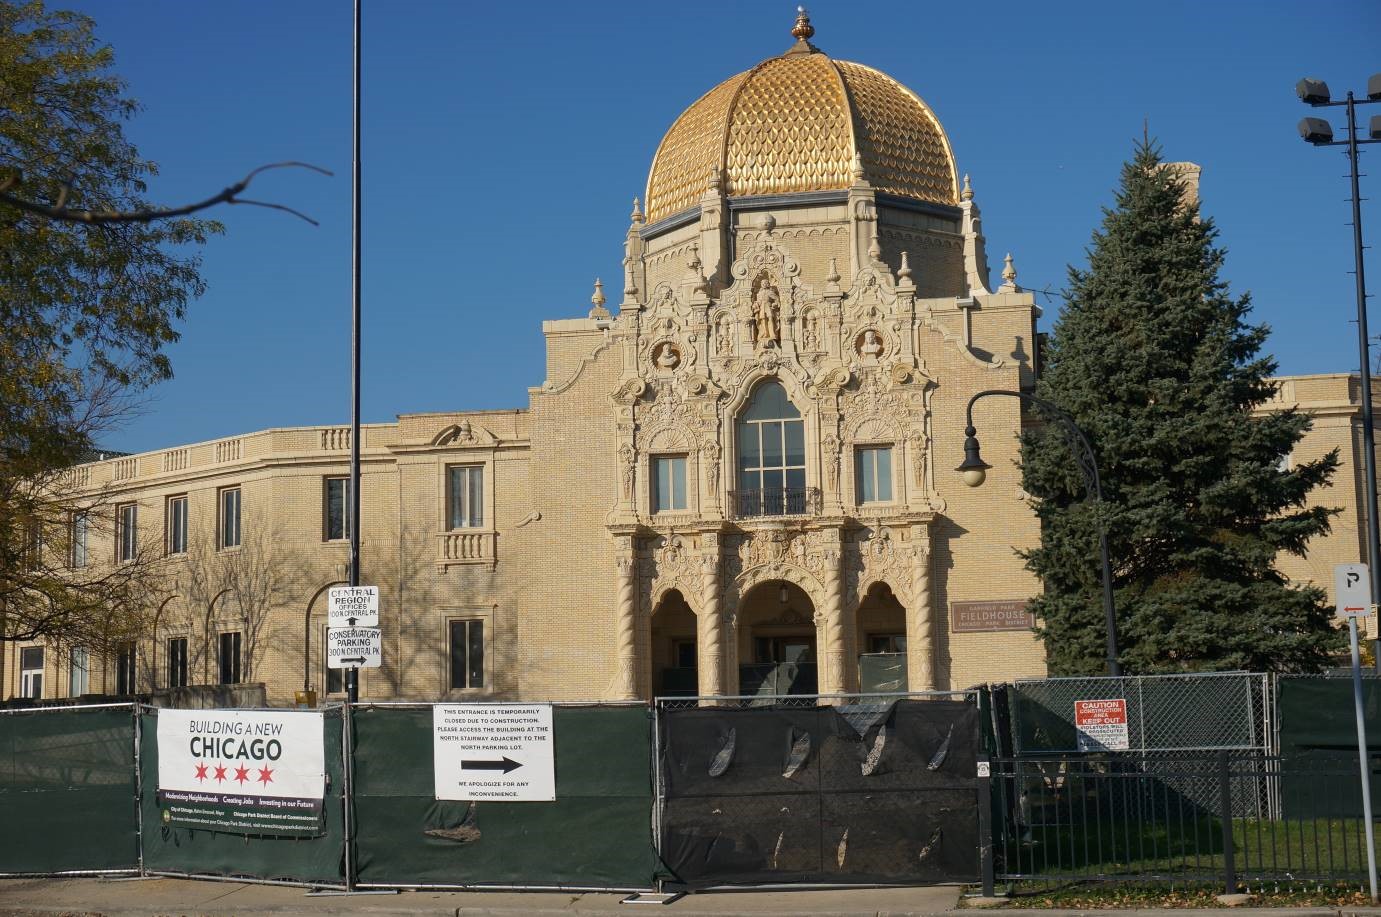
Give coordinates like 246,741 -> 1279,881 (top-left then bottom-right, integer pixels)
69,647 -> 89,696
70,511 -> 89,568
736,379 -> 806,516
166,494 -> 188,555
167,637 -> 188,689
219,487 -> 241,549
855,445 -> 894,503
651,455 -> 687,514
447,466 -> 483,529
116,503 -> 138,562
324,476 -> 351,541
448,619 -> 484,690
20,647 -> 43,699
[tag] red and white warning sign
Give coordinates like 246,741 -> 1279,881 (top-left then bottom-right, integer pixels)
1074,698 -> 1130,752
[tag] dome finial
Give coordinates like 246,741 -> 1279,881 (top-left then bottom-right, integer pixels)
589,278 -> 611,319
1000,253 -> 1020,292
961,174 -> 974,201
792,6 -> 815,41
630,196 -> 643,224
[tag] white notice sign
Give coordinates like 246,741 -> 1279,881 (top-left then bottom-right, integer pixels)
327,626 -> 382,668
1334,563 -> 1371,618
1074,698 -> 1131,752
327,586 -> 379,628
433,704 -> 555,801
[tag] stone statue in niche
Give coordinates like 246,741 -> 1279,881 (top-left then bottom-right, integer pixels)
715,319 -> 733,356
655,342 -> 680,371
858,329 -> 884,363
750,273 -> 781,349
801,310 -> 820,351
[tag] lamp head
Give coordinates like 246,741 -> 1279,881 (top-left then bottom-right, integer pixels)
1298,117 -> 1334,144
1370,113 -> 1381,142
1296,77 -> 1331,106
957,426 -> 991,488
1368,73 -> 1381,102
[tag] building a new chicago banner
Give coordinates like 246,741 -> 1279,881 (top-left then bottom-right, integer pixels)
156,710 -> 327,837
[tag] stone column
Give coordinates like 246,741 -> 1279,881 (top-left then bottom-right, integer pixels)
908,525 -> 936,691
613,537 -> 639,700
697,548 -> 725,699
818,536 -> 848,696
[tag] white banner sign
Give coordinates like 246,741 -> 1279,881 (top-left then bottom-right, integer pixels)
433,704 -> 555,801
327,585 -> 379,628
156,709 -> 326,836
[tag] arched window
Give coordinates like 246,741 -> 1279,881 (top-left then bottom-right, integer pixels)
736,380 -> 806,516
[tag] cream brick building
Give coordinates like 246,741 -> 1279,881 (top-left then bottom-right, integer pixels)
3,13 -> 1365,705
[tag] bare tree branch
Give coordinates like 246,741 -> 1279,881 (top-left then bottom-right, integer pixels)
0,161 -> 333,226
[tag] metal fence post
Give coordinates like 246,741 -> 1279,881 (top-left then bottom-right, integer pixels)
133,705 -> 145,877
977,755 -> 995,897
1217,750 -> 1237,895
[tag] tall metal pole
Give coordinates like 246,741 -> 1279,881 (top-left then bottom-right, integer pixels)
1348,612 -> 1378,902
346,0 -> 362,705
1343,91 -> 1381,673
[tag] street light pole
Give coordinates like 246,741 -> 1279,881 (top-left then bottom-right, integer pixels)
957,389 -> 1121,677
346,0 -> 362,706
1297,75 -> 1381,671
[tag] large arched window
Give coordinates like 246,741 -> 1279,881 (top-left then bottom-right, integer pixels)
736,380 -> 806,516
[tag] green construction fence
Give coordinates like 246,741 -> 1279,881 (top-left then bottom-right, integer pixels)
0,704 -> 138,874
350,703 -> 659,890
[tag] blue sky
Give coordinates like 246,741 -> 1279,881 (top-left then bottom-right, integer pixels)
58,0 -> 1380,453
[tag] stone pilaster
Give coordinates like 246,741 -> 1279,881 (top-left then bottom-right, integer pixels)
818,533 -> 848,695
697,540 -> 725,699
908,524 -> 936,691
613,536 -> 639,700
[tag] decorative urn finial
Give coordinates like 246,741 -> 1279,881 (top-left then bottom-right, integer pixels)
589,278 -> 611,319
1000,253 -> 1020,291
792,6 -> 815,41
630,196 -> 644,224
961,174 -> 974,201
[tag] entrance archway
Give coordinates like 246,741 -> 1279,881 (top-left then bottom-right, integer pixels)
856,581 -> 908,692
736,580 -> 817,696
650,589 -> 697,697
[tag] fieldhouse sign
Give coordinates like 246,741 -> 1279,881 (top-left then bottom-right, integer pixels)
156,709 -> 326,837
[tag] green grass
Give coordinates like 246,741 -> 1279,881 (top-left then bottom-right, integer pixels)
969,881 -> 1376,909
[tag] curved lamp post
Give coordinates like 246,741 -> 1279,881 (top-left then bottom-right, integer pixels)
957,389 -> 1121,677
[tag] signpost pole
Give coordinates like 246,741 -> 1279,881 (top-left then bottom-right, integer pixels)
1349,614 -> 1378,903
346,0 -> 362,707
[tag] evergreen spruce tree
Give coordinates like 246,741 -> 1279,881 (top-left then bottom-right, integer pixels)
1022,141 -> 1344,675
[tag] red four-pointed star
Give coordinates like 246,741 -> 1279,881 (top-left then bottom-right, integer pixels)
213,764 -> 228,783
234,765 -> 250,785
193,762 -> 209,782
257,767 -> 274,785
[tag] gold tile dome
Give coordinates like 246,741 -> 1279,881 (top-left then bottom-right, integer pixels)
644,10 -> 960,224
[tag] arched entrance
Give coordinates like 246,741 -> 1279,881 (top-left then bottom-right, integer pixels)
736,580 -> 817,696
856,582 -> 908,692
650,590 -> 697,697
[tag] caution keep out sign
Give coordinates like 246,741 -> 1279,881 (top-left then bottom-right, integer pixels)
1074,698 -> 1131,752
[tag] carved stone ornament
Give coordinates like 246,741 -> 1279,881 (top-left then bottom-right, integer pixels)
750,271 -> 782,349
856,328 -> 885,363
654,342 -> 681,371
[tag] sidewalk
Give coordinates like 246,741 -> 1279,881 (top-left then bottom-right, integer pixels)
1,879 -> 1378,917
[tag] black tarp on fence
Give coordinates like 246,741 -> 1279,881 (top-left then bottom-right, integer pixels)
351,703 -> 658,890
0,704 -> 138,874
657,698 -> 979,888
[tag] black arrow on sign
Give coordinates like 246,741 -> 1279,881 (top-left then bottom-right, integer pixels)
339,656 -> 366,665
347,616 -> 358,626
462,756 -> 522,773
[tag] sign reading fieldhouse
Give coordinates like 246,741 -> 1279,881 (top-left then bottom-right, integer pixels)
1074,698 -> 1131,752
156,709 -> 325,836
950,600 -> 1034,633
433,704 -> 555,801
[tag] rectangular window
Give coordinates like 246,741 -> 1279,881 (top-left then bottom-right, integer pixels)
166,495 -> 188,555
325,625 -> 344,695
448,619 -> 485,690
855,446 -> 894,503
868,633 -> 907,654
218,631 -> 242,684
167,638 -> 188,689
117,502 -> 138,562
447,466 -> 483,529
651,456 -> 687,513
22,520 -> 41,569
324,476 -> 352,541
115,641 -> 136,695
70,512 -> 89,568
20,647 -> 43,699
219,487 -> 241,549
69,647 -> 90,696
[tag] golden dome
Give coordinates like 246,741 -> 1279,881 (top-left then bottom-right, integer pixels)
644,24 -> 960,224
